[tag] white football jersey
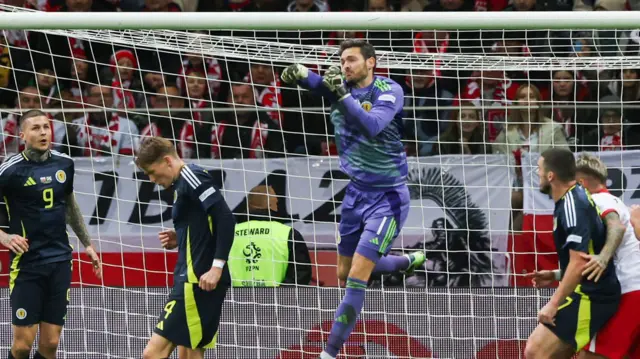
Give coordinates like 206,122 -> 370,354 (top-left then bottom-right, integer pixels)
592,191 -> 640,294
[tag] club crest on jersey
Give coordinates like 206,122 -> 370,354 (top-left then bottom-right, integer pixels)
16,308 -> 27,320
55,170 -> 66,184
40,176 -> 52,184
361,101 -> 373,112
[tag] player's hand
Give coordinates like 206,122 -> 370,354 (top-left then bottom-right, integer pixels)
322,65 -> 348,98
281,64 -> 309,84
158,229 -> 177,250
0,234 -> 29,254
525,270 -> 556,288
630,205 -> 640,229
580,252 -> 608,282
199,267 -> 222,291
538,301 -> 558,326
85,245 -> 103,280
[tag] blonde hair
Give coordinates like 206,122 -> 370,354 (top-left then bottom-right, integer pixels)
135,136 -> 177,168
508,84 -> 548,130
576,152 -> 608,184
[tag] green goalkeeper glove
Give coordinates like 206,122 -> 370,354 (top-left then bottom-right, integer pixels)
281,64 -> 309,84
322,65 -> 348,99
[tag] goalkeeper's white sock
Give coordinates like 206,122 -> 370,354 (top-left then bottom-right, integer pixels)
320,351 -> 335,359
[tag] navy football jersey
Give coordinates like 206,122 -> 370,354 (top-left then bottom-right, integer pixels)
0,151 -> 74,268
553,185 -> 619,296
171,164 -> 231,297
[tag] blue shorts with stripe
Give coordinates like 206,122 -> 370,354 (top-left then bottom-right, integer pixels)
154,283 -> 227,349
338,182 -> 410,262
543,284 -> 619,351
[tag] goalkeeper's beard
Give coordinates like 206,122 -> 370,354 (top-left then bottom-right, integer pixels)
346,70 -> 369,87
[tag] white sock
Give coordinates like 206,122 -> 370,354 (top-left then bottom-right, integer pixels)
320,351 -> 335,359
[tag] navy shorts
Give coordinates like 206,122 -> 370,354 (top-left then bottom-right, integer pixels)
338,182 -> 410,262
544,285 -> 620,351
10,260 -> 72,326
153,283 -> 228,349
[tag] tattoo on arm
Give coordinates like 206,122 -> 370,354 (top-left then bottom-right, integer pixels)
65,192 -> 92,248
602,212 -> 626,260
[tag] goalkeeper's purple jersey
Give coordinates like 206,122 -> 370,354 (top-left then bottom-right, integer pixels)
299,72 -> 407,188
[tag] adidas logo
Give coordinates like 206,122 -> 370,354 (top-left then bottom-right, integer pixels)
369,237 -> 379,245
23,177 -> 36,186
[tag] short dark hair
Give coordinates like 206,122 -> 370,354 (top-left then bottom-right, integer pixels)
339,39 -> 376,63
135,136 -> 177,168
19,109 -> 47,129
541,147 -> 576,183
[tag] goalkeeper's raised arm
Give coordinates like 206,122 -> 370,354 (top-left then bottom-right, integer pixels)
281,39 -> 406,189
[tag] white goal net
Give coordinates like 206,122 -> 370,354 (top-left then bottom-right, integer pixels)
0,5 -> 639,358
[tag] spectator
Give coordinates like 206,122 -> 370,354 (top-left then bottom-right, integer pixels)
0,86 -> 69,156
141,71 -> 167,108
229,185 -> 312,287
1,87 -> 43,157
604,69 -> 640,123
542,69 -> 594,148
432,100 -> 492,155
368,0 -> 392,11
240,0 -> 287,11
210,83 -> 284,159
110,49 -> 144,111
177,54 -> 223,102
494,84 -> 568,158
0,34 -> 17,108
401,0 -> 428,11
402,69 -> 453,156
63,0 -> 92,11
425,0 -> 474,10
143,0 -> 182,11
247,63 -> 282,125
364,0 -> 414,53
34,68 -> 58,107
582,95 -> 640,152
72,84 -> 139,157
174,68 -> 217,159
286,0 -> 329,11
504,0 -> 540,10
493,84 -> 567,229
140,85 -> 190,148
69,46 -> 90,106
460,67 -> 520,141
62,0 -> 118,12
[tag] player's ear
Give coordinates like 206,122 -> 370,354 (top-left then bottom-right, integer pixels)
163,155 -> 173,167
366,57 -> 375,71
547,170 -> 555,183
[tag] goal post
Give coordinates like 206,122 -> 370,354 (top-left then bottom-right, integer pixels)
0,5 -> 638,358
0,10 -> 639,30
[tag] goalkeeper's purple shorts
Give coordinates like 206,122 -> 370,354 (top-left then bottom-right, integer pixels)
338,182 -> 410,262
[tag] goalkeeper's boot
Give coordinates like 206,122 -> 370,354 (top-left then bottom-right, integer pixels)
400,251 -> 426,276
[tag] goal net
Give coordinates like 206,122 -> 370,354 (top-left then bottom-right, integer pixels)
0,5 -> 639,358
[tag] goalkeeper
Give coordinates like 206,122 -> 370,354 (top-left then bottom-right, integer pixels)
281,39 -> 425,359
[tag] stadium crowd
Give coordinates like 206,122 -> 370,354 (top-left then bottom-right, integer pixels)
0,0 -> 638,162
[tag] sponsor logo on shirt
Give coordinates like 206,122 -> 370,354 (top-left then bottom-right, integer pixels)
378,94 -> 396,104
40,176 -> 52,184
199,187 -> 216,202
